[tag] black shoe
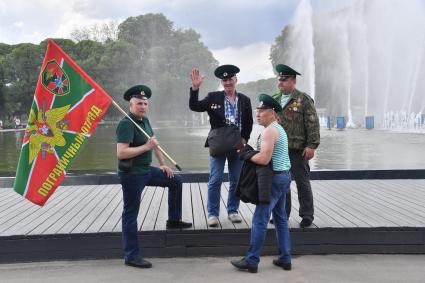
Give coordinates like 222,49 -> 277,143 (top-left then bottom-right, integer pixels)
166,220 -> 192,229
230,258 -> 258,273
125,257 -> 152,268
273,259 -> 292,270
300,218 -> 312,228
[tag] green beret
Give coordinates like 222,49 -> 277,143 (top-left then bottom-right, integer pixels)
123,85 -> 152,101
214,64 -> 240,79
276,64 -> 301,80
257,93 -> 282,112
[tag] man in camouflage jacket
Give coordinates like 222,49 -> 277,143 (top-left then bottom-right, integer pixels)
272,64 -> 320,228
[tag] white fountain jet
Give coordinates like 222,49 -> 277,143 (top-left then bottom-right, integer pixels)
284,0 -> 316,99
283,0 -> 425,129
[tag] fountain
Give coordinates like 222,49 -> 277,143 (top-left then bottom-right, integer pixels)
282,0 -> 316,99
284,0 -> 425,130
383,111 -> 424,131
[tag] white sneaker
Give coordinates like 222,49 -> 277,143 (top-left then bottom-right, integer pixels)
228,213 -> 242,223
208,216 -> 219,227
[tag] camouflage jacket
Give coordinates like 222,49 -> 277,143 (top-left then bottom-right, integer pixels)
272,89 -> 320,151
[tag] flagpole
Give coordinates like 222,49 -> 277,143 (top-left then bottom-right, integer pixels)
111,100 -> 182,171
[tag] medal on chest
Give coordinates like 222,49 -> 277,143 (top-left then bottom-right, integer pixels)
285,107 -> 294,121
210,103 -> 221,110
292,99 -> 302,110
285,99 -> 302,120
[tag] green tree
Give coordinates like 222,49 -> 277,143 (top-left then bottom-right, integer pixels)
73,39 -> 106,89
98,40 -> 141,102
117,13 -> 173,58
237,78 -> 277,102
39,38 -> 76,57
0,56 -> 5,118
2,43 -> 44,117
117,14 -> 218,123
71,21 -> 118,43
0,43 -> 13,57
0,13 -> 219,124
270,25 -> 294,71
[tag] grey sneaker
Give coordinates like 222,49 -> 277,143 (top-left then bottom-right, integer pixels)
228,213 -> 242,223
208,216 -> 219,227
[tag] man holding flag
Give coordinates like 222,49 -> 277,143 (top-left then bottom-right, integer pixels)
116,85 -> 192,269
13,38 -> 188,269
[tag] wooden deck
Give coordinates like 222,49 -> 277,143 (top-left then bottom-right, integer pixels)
1,179 -> 425,262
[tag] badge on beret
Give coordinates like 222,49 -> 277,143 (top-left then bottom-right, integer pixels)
214,65 -> 240,79
123,85 -> 152,101
276,64 -> 302,76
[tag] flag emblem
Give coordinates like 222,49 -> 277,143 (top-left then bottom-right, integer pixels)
25,102 -> 70,164
41,60 -> 70,96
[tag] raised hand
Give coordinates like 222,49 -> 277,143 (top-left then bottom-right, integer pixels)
191,68 -> 204,90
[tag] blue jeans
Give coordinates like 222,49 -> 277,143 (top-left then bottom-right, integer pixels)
208,152 -> 242,217
245,172 -> 292,266
119,166 -> 183,260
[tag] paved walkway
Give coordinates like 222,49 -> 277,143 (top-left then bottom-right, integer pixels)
1,255 -> 424,283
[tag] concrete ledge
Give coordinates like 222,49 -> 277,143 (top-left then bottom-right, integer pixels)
2,169 -> 425,188
309,169 -> 425,180
1,227 -> 424,263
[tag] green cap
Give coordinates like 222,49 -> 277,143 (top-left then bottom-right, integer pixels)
276,64 -> 301,80
123,85 -> 152,101
257,94 -> 282,112
214,64 -> 240,79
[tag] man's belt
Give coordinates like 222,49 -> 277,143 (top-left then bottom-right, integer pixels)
273,170 -> 289,174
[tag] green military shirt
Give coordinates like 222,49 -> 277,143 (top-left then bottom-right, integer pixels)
116,112 -> 154,175
273,89 -> 320,151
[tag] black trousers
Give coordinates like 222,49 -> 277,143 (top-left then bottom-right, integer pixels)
286,150 -> 314,221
